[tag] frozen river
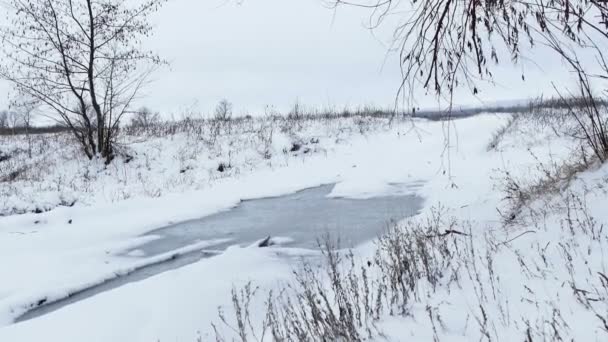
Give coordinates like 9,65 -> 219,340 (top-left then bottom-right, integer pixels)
17,183 -> 423,323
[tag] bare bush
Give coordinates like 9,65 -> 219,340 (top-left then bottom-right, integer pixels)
212,282 -> 266,342
487,114 -> 520,151
498,150 -> 591,225
130,107 -> 161,128
287,100 -> 304,121
375,208 -> 464,314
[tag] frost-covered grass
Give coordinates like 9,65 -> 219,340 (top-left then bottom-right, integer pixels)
0,115 -> 389,216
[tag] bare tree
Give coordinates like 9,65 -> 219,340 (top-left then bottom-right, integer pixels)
130,107 -> 161,127
0,111 -> 7,129
7,111 -> 20,135
329,0 -> 608,104
214,99 -> 233,121
0,0 -> 166,163
13,100 -> 38,157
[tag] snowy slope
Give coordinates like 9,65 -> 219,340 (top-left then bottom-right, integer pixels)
1,113 -> 606,341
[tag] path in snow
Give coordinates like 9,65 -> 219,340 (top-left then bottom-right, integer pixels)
16,183 -> 423,323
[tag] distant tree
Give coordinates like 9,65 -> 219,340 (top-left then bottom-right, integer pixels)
6,111 -> 20,135
131,107 -> 161,127
214,99 -> 233,121
0,111 -> 7,129
14,100 -> 38,157
0,0 -> 166,163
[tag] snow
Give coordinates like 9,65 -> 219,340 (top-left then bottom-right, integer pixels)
1,112 -> 607,341
0,115 -> 442,327
0,246 -> 296,342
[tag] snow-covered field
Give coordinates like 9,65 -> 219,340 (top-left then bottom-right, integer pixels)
1,112 -> 607,341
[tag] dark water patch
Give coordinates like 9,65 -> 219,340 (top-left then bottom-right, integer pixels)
130,183 -> 423,257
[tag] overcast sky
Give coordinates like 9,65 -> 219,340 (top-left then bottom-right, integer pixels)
0,0 -> 589,117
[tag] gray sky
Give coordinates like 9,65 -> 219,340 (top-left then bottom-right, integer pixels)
0,0 -> 589,117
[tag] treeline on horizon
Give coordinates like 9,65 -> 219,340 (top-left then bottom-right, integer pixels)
1,97 -> 604,136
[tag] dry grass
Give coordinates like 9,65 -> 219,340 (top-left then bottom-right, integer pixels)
497,149 -> 592,225
212,186 -> 608,340
212,207 -> 472,341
